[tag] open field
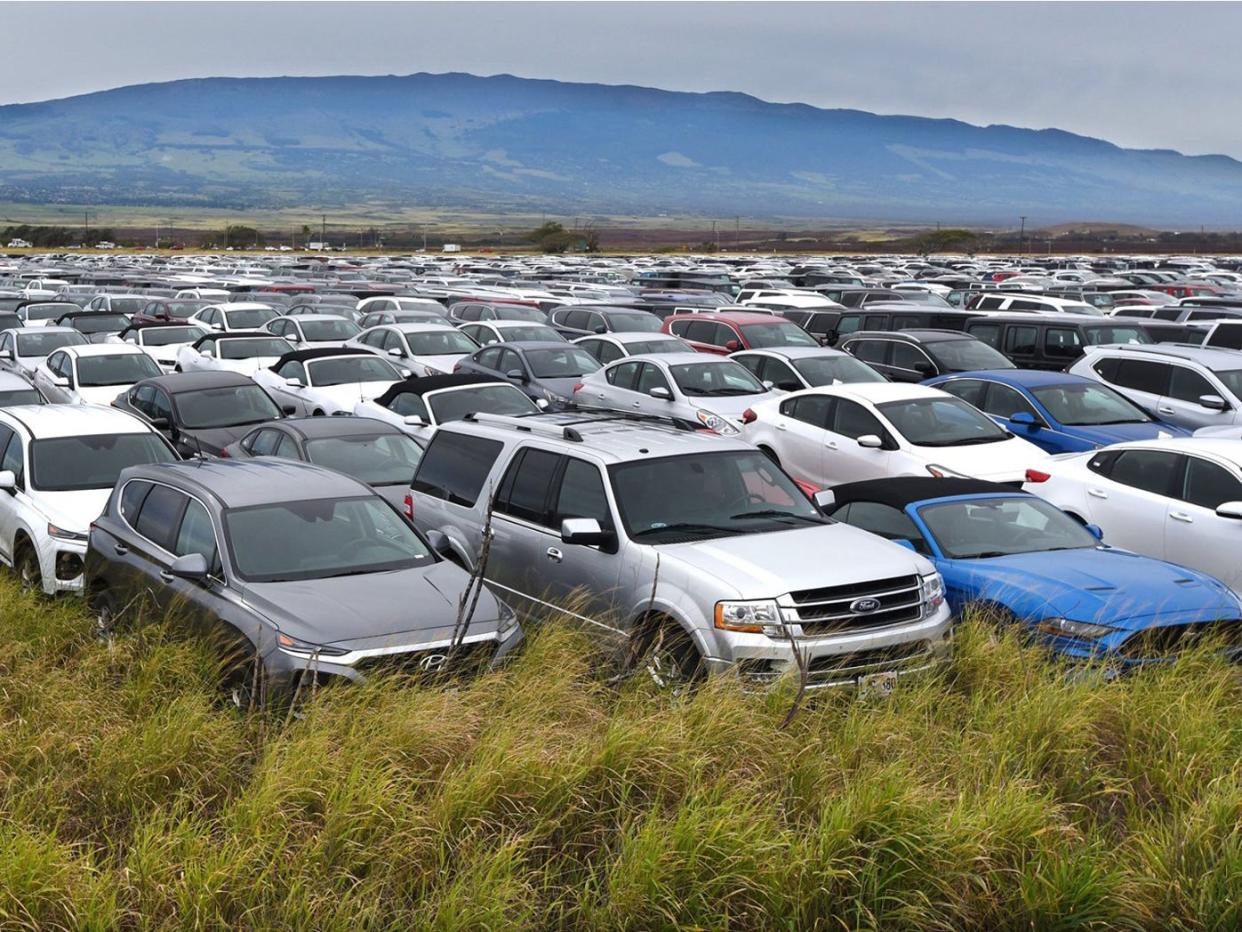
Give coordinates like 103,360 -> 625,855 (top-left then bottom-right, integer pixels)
1,578 -> 1241,929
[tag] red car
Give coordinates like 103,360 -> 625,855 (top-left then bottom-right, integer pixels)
660,311 -> 819,355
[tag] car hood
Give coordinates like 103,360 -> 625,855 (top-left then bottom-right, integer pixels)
180,424 -> 256,455
910,435 -> 1046,482
684,392 -> 774,419
1065,420 -> 1190,445
412,353 -> 468,375
77,384 -> 134,405
950,547 -> 1241,627
539,376 -> 583,399
241,560 -> 504,648
654,522 -> 932,599
37,489 -> 113,534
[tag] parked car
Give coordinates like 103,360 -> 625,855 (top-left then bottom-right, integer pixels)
266,314 -> 361,349
16,302 -> 80,327
777,308 -> 845,345
1025,438 -> 1242,596
731,346 -> 886,391
967,293 -> 1103,316
349,323 -> 480,376
740,383 -> 1048,488
840,330 -> 1015,382
357,296 -> 449,320
0,370 -> 49,407
926,370 -> 1189,453
408,412 -> 951,689
446,301 -> 546,324
85,459 -> 523,705
252,347 -> 406,416
831,306 -> 985,345
575,352 -> 776,434
54,311 -> 132,343
110,322 -> 209,372
135,298 -> 212,323
963,314 -> 1151,370
0,327 -> 88,377
458,320 -> 565,346
83,294 -> 150,316
573,332 -> 690,364
454,341 -> 602,407
547,305 -> 664,339
113,370 -> 291,457
189,303 -> 281,333
33,344 -> 162,405
1067,344 -> 1242,431
357,309 -> 446,329
0,405 -> 178,594
175,331 -> 293,376
663,311 -> 818,355
825,477 -> 1242,664
353,374 -> 541,439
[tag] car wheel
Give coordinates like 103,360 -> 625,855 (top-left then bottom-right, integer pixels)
312,409 -> 324,417
222,647 -> 265,712
634,620 -> 704,692
13,541 -> 42,594
91,588 -> 118,642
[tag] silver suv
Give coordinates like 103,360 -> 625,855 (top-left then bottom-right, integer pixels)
406,412 -> 952,689
1068,343 -> 1242,430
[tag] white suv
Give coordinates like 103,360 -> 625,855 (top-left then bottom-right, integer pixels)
0,406 -> 178,594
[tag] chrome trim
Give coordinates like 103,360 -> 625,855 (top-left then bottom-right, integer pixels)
277,630 -> 498,667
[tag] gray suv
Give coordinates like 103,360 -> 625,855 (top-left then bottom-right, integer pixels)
407,412 -> 952,689
85,459 -> 522,705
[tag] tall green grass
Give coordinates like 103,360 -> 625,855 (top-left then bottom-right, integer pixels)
0,577 -> 1240,929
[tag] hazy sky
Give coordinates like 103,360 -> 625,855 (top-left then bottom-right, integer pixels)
5,2 -> 1239,156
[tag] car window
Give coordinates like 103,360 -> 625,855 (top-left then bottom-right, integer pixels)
553,457 -> 612,530
596,341 -> 623,364
635,363 -> 671,395
890,342 -> 931,372
937,379 -> 988,408
1110,359 -> 1169,395
495,447 -> 562,526
134,483 -> 188,552
248,429 -> 281,457
982,383 -> 1038,420
607,360 -> 641,390
119,479 -> 152,527
969,322 -> 1002,348
684,320 -> 721,344
1109,449 -> 1181,497
782,394 -> 834,428
273,432 -> 301,459
412,432 -> 503,507
1167,365 -> 1216,403
833,501 -> 928,553
174,498 -> 219,571
1044,328 -> 1083,359
0,430 -> 22,482
849,340 -> 888,365
1003,325 -> 1039,356
762,358 -> 801,390
831,398 -> 887,440
1181,457 -> 1242,510
475,347 -> 503,370
498,348 -> 523,375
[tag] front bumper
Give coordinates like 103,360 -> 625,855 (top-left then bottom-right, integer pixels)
37,536 -> 86,595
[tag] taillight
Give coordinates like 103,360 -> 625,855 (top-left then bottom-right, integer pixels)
741,408 -> 757,424
403,493 -> 414,520
1025,468 -> 1051,483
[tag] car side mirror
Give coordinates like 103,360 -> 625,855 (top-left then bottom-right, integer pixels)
594,325 -> 608,334
812,489 -> 835,511
1009,411 -> 1040,428
149,417 -> 170,430
913,361 -> 934,375
1085,523 -> 1105,540
403,414 -> 424,426
1199,394 -> 1229,411
280,404 -> 296,416
201,348 -> 214,357
52,376 -> 70,388
283,334 -> 298,343
284,378 -> 303,388
425,529 -> 453,557
762,380 -> 775,390
505,368 -> 527,382
1215,501 -> 1242,519
387,347 -> 406,358
0,470 -> 15,493
0,349 -> 11,360
857,434 -> 884,449
399,368 -> 412,378
649,386 -> 673,400
168,552 -> 208,581
535,398 -> 550,409
561,517 -> 612,546
724,339 -> 741,352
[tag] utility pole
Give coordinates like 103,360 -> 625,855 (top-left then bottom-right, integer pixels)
711,219 -> 717,252
735,216 -> 740,251
1019,215 -> 1027,255
83,210 -> 89,242
321,213 -> 326,249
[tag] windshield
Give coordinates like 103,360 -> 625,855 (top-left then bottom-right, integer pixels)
75,353 -> 161,386
671,361 -> 766,396
72,314 -> 129,334
387,393 -> 430,420
139,326 -> 208,347
495,305 -> 545,321
224,496 -> 433,582
16,331 -> 86,356
304,434 -> 424,487
920,496 -> 1098,559
1213,369 -> 1242,400
626,338 -> 687,355
609,450 -> 824,542
527,347 -> 601,378
427,384 -> 540,422
1062,303 -> 1104,317
223,308 -> 278,329
405,329 -> 478,356
300,319 -> 361,341
218,338 -> 290,359
30,433 -> 174,491
174,385 -> 282,429
0,389 -> 42,407
23,303 -> 76,320
165,301 -> 210,317
610,313 -> 662,333
878,396 -> 1010,446
1031,383 -> 1151,426
1082,325 -> 1151,346
498,325 -> 560,342
794,355 -> 886,385
926,339 -> 1015,371
739,322 -> 818,348
109,299 -> 146,315
307,356 -> 400,386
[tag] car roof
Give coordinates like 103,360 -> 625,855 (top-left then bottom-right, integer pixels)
0,403 -> 152,437
0,371 -> 36,389
9,325 -> 78,336
829,477 -> 1024,510
385,322 -> 456,333
137,370 -> 255,394
1096,437 -> 1242,459
191,330 -> 278,348
57,343 -> 146,358
1088,343 -> 1242,366
127,458 -> 371,508
666,311 -> 790,324
844,329 -> 970,343
618,351 -> 722,366
499,340 -> 580,353
273,415 -> 404,440
733,346 -> 849,359
272,346 -> 374,368
481,319 -> 555,329
930,369 -> 1092,387
374,373 -> 504,404
277,313 -> 349,322
798,381 -> 947,403
212,302 -> 278,311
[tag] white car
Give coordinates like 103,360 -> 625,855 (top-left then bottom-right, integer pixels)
348,323 -> 480,376
0,405 -> 177,594
573,331 -> 691,364
32,344 -> 162,406
1024,438 -> 1242,595
188,302 -> 280,333
16,302 -> 80,327
459,319 -> 565,346
265,313 -> 361,349
574,352 -> 778,434
356,296 -> 448,319
741,382 -> 1048,488
730,346 -> 887,392
252,348 -> 407,416
353,373 -> 541,439
0,327 -> 89,377
175,332 -> 293,376
111,323 -> 209,372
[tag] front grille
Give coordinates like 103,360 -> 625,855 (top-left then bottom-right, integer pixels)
353,640 -> 496,680
1120,620 -> 1242,659
806,640 -> 932,676
787,574 -> 923,634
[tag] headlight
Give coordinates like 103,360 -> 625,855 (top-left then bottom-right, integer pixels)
1035,617 -> 1117,640
47,523 -> 87,542
696,409 -> 739,435
920,572 -> 945,615
926,464 -> 968,479
276,632 -> 349,656
496,599 -> 519,636
715,599 -> 780,633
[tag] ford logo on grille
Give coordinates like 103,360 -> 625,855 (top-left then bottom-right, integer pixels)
850,597 -> 882,614
418,653 -> 449,672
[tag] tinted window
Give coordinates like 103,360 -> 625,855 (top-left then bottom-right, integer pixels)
831,399 -> 887,440
850,340 -> 888,365
0,430 -> 22,481
783,394 -> 833,428
554,458 -> 612,529
412,432 -> 503,507
1044,328 -> 1083,360
1112,359 -> 1169,395
970,323 -> 1001,348
607,361 -> 641,390
1182,457 -> 1242,510
890,342 -> 932,372
304,434 -> 423,487
834,501 -> 926,552
1167,365 -> 1216,403
1109,450 -> 1181,497
937,379 -> 988,408
982,383 -> 1038,420
636,363 -> 671,395
1004,326 -> 1038,355
119,479 -> 152,526
30,433 -> 175,491
174,498 -> 219,570
247,429 -> 281,457
495,448 -> 561,525
134,484 -> 187,551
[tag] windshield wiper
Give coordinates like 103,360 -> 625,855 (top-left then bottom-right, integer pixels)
317,568 -> 379,579
631,522 -> 735,539
941,435 -> 1007,446
708,387 -> 759,396
729,509 -> 824,524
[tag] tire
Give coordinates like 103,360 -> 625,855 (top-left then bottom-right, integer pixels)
221,645 -> 265,713
90,588 -> 118,642
633,619 -> 705,692
13,540 -> 42,594
311,409 -> 324,417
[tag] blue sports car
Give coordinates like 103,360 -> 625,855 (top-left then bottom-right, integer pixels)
924,369 -> 1190,453
823,477 -> 1242,665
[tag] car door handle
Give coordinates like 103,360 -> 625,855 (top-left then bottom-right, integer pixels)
113,544 -> 128,556
1170,511 -> 1194,523
1157,406 -> 1175,415
546,547 -> 563,563
1087,488 -> 1108,499
159,570 -> 174,582
632,401 -> 641,408
775,423 -> 787,431
824,440 -> 838,449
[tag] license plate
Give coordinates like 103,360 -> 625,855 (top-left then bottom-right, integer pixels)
858,670 -> 897,698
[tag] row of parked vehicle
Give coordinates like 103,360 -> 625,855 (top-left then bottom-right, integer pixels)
1,249 -> 1241,703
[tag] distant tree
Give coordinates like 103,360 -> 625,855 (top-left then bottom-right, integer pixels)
223,225 -> 263,248
525,221 -> 579,254
582,225 -> 601,253
914,228 -> 978,255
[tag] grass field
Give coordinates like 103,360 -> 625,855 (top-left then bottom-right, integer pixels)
1,578 -> 1241,929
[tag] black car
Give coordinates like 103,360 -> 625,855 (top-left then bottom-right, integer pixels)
54,311 -> 132,342
778,308 -> 844,345
962,314 -> 1153,370
839,330 -> 1015,382
455,340 -> 603,406
547,305 -> 664,339
113,370 -> 293,457
137,298 -> 213,322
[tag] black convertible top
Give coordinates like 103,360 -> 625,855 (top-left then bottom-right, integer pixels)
827,477 -> 1023,511
190,330 -> 276,349
374,373 -> 504,407
271,346 -> 374,369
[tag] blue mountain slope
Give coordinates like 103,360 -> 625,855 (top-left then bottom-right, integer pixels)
0,72 -> 1238,223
